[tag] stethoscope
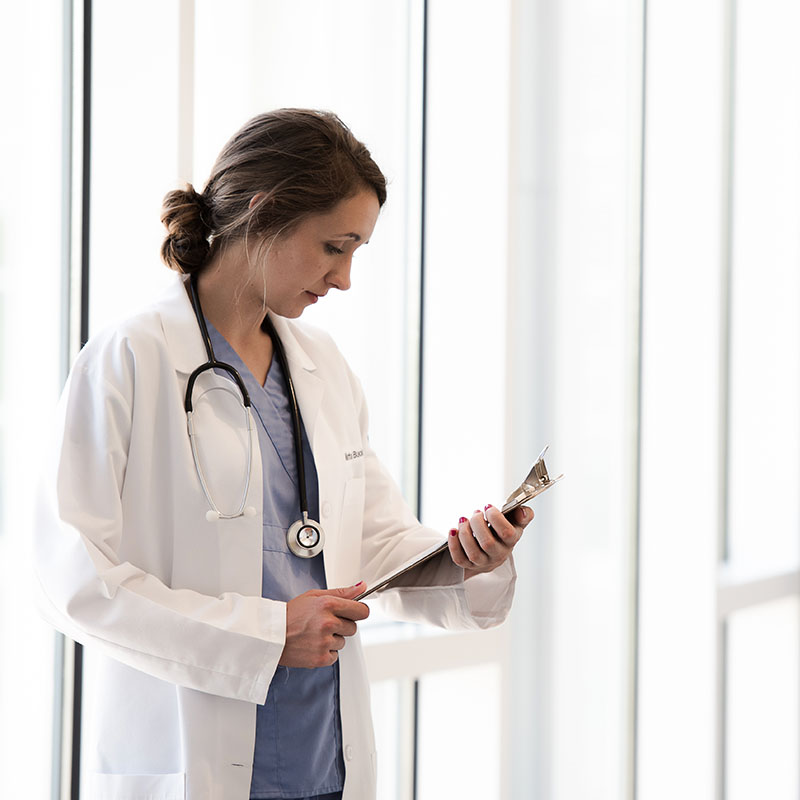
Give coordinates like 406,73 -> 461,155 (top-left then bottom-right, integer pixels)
184,274 -> 325,558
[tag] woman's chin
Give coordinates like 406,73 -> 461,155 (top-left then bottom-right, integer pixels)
275,304 -> 306,319
264,298 -> 303,319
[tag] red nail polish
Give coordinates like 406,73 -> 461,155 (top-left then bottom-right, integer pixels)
484,504 -> 493,510
449,529 -> 458,536
459,516 -> 468,524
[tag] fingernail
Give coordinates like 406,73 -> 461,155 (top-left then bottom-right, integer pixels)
353,581 -> 364,587
484,504 -> 493,510
459,516 -> 468,524
449,528 -> 458,536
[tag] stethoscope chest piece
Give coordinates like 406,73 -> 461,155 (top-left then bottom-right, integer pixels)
287,513 -> 325,558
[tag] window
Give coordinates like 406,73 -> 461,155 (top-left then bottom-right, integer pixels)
10,2 -> 799,798
638,1 -> 800,798
0,3 -> 65,797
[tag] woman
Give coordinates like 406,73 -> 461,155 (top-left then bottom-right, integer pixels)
34,109 -> 531,800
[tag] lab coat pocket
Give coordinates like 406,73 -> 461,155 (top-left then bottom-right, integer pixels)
341,477 -> 365,536
331,476 -> 365,582
87,771 -> 185,799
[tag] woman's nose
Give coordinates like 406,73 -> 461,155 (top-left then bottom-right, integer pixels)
328,258 -> 352,291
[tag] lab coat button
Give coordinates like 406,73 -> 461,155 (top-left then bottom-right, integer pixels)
344,744 -> 354,761
322,501 -> 332,518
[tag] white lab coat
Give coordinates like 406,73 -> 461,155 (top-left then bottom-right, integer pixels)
33,277 -> 515,800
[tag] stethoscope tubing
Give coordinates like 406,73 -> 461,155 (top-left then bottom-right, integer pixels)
186,276 -> 252,412
187,404 -> 255,520
185,274 -> 324,555
261,314 -> 309,516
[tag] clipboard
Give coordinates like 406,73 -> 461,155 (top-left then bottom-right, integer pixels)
355,446 -> 564,601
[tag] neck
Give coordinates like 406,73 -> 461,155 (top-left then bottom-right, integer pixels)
195,242 -> 271,351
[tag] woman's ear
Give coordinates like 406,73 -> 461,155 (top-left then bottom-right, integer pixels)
249,192 -> 267,210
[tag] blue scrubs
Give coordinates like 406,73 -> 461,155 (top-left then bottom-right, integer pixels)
207,322 -> 345,800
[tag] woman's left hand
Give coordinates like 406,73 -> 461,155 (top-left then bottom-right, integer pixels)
447,504 -> 533,578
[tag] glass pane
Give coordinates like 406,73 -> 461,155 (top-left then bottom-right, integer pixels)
0,1 -> 63,795
637,1 -> 726,796
82,4 -> 184,789
89,0 -> 182,334
417,664 -> 501,799
371,679 -> 414,800
727,0 -> 800,570
194,0 -> 422,492
507,0 -> 641,796
420,1 -> 510,530
726,596 -> 799,800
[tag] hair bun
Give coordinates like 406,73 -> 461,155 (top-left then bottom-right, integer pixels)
160,184 -> 212,273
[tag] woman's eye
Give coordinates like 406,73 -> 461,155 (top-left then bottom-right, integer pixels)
325,244 -> 344,255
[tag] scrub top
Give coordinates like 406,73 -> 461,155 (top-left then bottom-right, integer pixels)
207,320 -> 345,800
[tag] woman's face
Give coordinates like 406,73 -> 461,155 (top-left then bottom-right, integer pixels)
260,188 -> 381,318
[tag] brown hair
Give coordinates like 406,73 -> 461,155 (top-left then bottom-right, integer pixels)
160,109 -> 387,274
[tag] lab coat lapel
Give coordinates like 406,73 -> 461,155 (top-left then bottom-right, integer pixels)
268,315 -> 324,451
155,275 -> 208,374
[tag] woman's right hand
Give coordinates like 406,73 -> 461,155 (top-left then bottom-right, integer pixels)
279,582 -> 370,668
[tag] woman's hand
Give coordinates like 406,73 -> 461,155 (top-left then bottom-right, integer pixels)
447,504 -> 533,578
279,583 -> 370,668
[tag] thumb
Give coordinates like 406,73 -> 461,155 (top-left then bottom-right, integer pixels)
514,505 -> 534,526
324,581 -> 366,599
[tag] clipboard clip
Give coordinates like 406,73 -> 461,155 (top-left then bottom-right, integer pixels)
500,445 -> 564,516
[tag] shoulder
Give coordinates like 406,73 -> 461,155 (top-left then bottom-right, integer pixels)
74,310 -> 162,369
69,288 -> 183,390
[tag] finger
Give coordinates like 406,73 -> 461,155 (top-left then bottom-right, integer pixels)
487,505 -> 524,545
331,633 -> 347,651
513,505 -> 534,529
334,619 -> 358,638
300,581 -> 364,601
456,515 -> 491,567
469,508 -> 507,559
316,582 -> 370,621
327,597 -> 370,622
322,581 -> 366,600
447,527 -> 473,569
499,504 -> 533,531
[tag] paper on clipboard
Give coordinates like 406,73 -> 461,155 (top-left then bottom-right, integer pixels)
355,446 -> 563,601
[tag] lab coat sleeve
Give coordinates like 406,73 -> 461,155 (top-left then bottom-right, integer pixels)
346,369 -> 516,630
33,348 -> 284,706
